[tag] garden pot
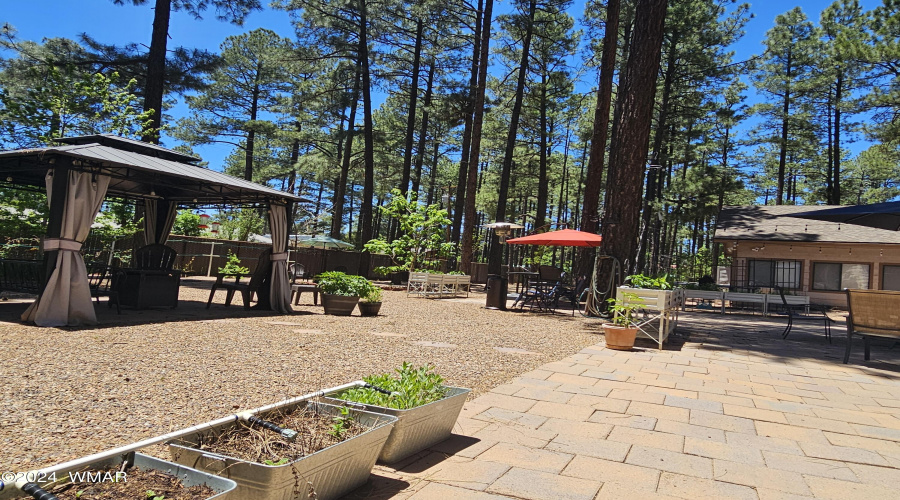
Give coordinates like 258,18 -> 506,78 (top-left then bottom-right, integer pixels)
358,301 -> 382,317
167,401 -> 396,500
603,324 -> 638,350
321,293 -> 359,316
9,452 -> 237,499
323,386 -> 471,464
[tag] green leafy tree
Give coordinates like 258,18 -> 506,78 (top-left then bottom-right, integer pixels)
171,210 -> 202,236
364,189 -> 453,273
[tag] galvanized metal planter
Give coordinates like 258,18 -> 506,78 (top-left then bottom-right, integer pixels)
167,401 -> 396,500
324,386 -> 471,463
26,452 -> 237,499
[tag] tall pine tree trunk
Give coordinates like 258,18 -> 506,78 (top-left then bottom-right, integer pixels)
331,65 -> 361,239
359,0 -> 375,246
535,73 -> 550,231
400,19 -> 424,196
460,0 -> 493,274
488,0 -> 536,275
833,70 -> 843,204
777,47 -> 793,205
412,60 -> 435,196
142,0 -> 171,143
598,0 -> 667,282
453,1 -> 482,247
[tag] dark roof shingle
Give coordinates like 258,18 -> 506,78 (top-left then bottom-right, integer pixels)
715,205 -> 900,245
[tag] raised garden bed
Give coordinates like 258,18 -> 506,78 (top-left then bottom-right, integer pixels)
324,364 -> 470,463
11,453 -> 235,500
167,401 -> 396,500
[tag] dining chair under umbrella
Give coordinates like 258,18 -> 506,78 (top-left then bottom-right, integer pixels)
788,201 -> 900,231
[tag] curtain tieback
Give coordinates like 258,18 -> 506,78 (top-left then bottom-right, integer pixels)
271,252 -> 289,261
43,238 -> 82,252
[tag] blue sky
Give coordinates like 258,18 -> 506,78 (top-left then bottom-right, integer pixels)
1,0 -> 886,169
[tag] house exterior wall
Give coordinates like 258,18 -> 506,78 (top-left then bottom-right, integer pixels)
719,239 -> 900,308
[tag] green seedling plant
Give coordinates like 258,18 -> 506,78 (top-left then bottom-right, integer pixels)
218,250 -> 249,275
146,490 -> 165,500
607,292 -> 644,327
329,406 -> 353,439
625,273 -> 673,290
263,458 -> 289,466
335,362 -> 447,410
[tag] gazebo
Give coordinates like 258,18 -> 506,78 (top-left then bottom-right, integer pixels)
0,134 -> 306,327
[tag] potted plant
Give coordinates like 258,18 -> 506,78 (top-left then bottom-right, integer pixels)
603,293 -> 642,351
316,271 -> 370,316
168,400 -> 397,500
323,363 -> 471,463
358,284 -> 382,317
617,274 -> 683,349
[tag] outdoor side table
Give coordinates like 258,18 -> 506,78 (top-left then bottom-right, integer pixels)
292,283 -> 320,305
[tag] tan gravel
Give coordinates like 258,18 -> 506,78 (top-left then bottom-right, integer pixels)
0,277 -> 604,470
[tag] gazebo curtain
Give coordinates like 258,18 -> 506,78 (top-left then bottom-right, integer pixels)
268,203 -> 293,314
22,170 -> 110,326
142,199 -> 177,245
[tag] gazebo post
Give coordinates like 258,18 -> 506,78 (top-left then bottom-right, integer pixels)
42,160 -> 72,290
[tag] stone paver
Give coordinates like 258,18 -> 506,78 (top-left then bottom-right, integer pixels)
486,467 -> 601,500
374,313 -> 900,500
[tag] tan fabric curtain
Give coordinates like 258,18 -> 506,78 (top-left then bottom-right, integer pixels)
143,199 -> 158,245
158,202 -> 177,245
143,200 -> 177,245
22,170 -> 111,326
268,203 -> 292,314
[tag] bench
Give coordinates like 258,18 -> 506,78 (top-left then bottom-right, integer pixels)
844,289 -> 900,363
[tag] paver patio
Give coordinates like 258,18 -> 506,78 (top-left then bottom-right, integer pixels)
348,312 -> 900,500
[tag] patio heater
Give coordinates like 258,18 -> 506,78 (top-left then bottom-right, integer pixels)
483,222 -> 524,310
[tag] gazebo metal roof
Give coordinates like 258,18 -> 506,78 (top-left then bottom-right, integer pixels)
0,135 -> 305,206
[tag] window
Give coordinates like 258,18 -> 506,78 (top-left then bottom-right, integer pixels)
883,265 -> 900,291
812,262 -> 869,291
748,260 -> 801,289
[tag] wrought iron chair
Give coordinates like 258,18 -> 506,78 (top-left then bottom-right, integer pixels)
774,286 -> 831,343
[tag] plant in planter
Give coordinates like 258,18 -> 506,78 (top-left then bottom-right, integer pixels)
316,271 -> 371,316
325,363 -> 471,463
604,292 -> 643,351
168,401 -> 396,500
358,284 -> 382,317
624,273 -> 672,290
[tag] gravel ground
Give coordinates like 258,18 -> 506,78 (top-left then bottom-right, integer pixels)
0,277 -> 604,470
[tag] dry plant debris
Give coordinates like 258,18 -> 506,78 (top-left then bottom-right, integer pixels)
44,465 -> 215,499
192,405 -> 366,465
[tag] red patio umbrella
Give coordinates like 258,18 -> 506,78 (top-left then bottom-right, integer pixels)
506,228 -> 603,247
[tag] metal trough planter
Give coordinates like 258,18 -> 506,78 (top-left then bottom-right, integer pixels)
167,401 -> 396,500
6,452 -> 237,499
323,386 -> 471,464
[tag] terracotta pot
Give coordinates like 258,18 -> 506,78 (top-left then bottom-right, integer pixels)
358,301 -> 382,317
322,293 -> 360,316
603,324 -> 638,350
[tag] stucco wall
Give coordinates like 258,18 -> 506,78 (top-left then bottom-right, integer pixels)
719,239 -> 900,308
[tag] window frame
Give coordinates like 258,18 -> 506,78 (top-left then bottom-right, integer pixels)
881,264 -> 900,291
747,259 -> 802,290
810,261 -> 871,291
